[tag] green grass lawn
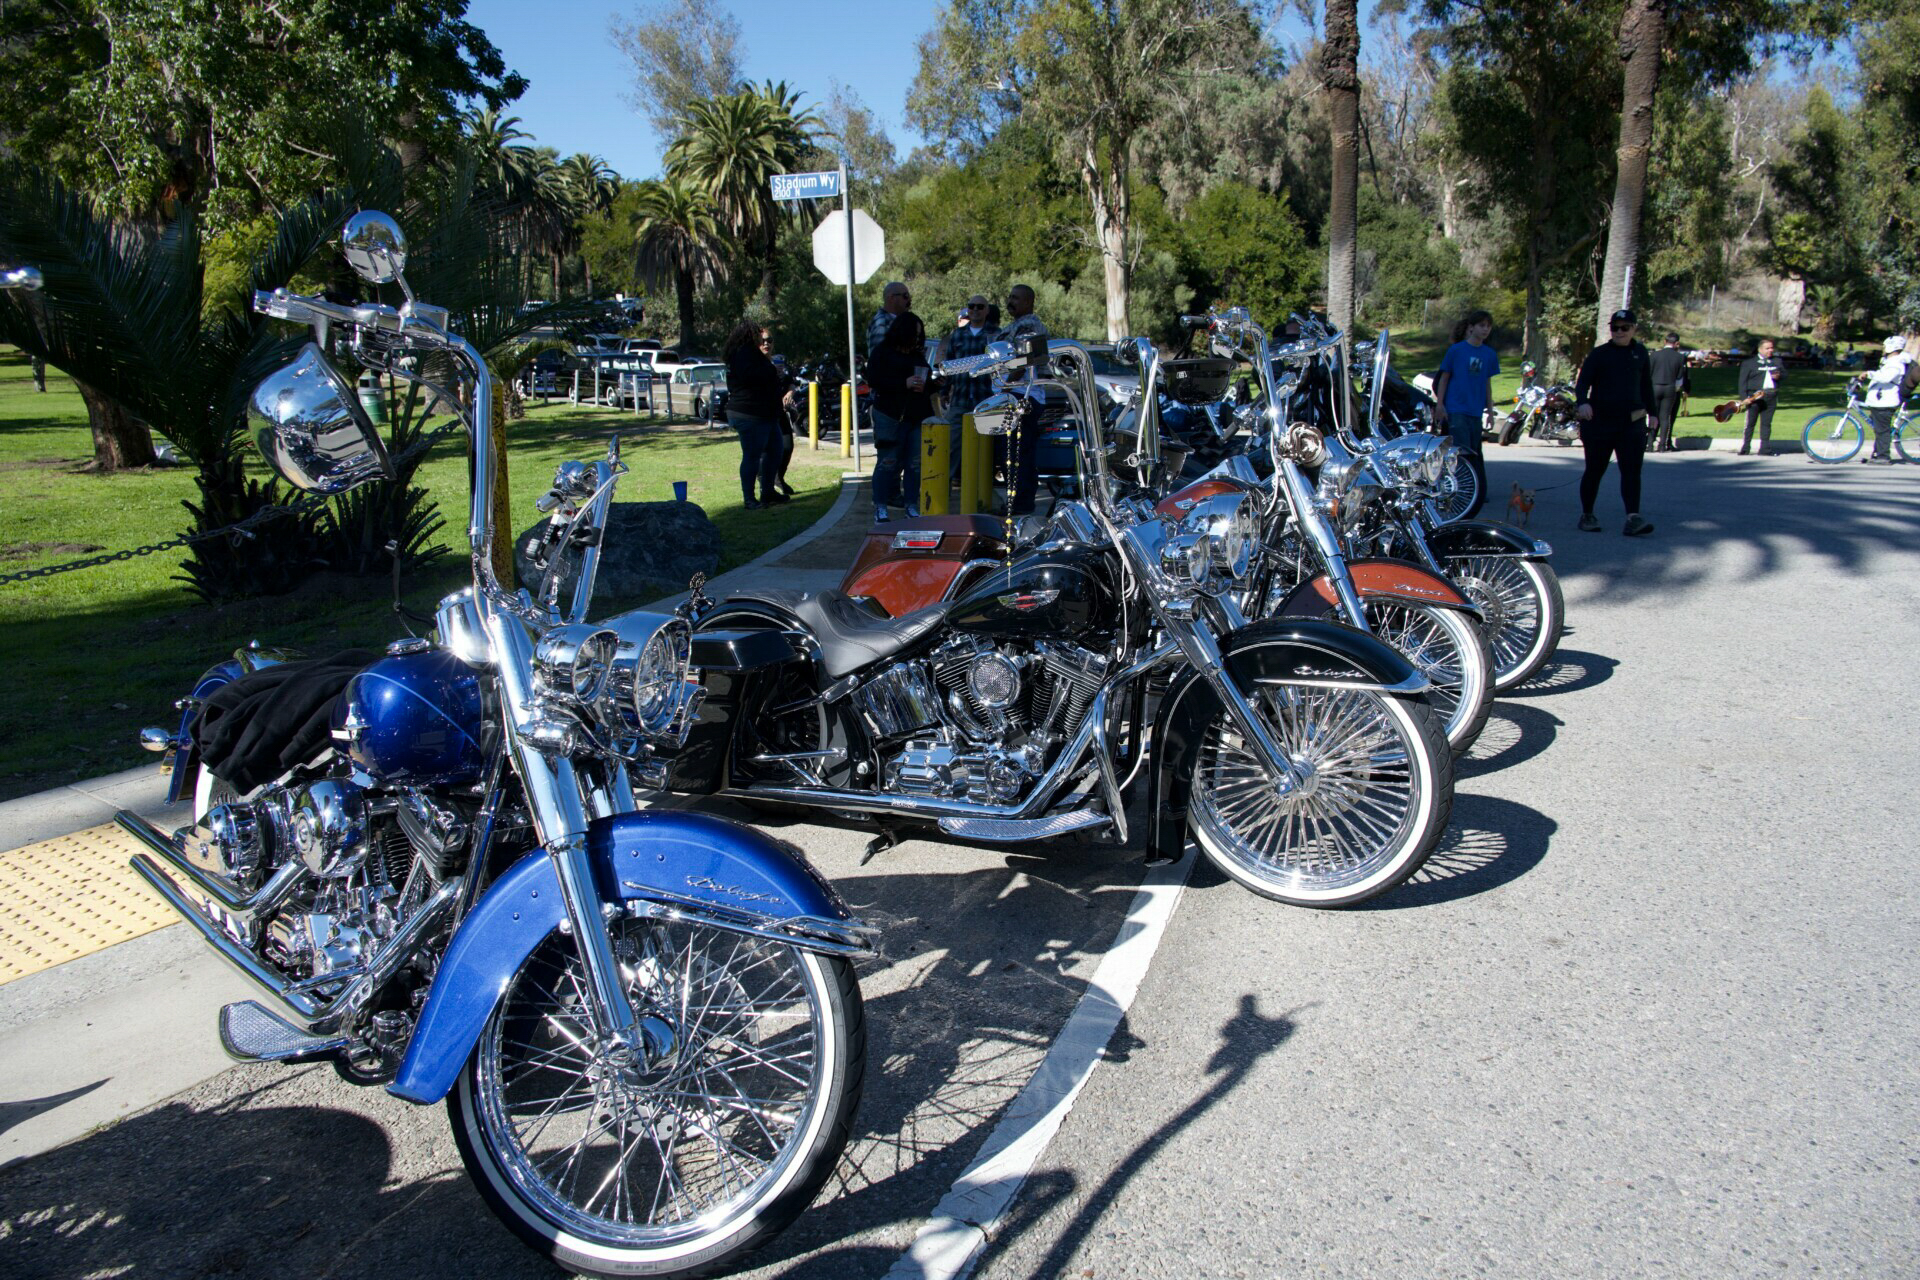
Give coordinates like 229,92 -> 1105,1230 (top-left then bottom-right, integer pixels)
0,349 -> 853,801
1385,333 -> 1857,444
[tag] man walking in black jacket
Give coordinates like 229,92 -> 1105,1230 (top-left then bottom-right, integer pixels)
1648,331 -> 1688,452
1736,339 -> 1784,455
1573,309 -> 1657,536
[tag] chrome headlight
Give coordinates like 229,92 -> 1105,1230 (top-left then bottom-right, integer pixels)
1159,530 -> 1214,587
247,342 -> 393,494
533,624 -> 620,706
1376,434 -> 1448,488
1179,491 -> 1258,581
602,611 -> 696,740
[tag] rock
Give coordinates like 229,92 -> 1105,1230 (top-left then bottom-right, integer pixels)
516,500 -> 721,605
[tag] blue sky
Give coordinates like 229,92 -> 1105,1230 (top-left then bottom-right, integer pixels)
463,1 -> 942,181
462,0 -> 1330,182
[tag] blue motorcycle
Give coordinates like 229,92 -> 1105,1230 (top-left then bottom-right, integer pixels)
119,213 -> 872,1279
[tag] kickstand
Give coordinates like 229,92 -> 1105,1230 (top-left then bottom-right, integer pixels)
861,824 -> 903,865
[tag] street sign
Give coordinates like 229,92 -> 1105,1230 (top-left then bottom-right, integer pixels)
770,170 -> 842,202
812,209 -> 884,286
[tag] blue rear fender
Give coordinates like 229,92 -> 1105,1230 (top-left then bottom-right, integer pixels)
390,808 -> 857,1105
163,659 -> 248,804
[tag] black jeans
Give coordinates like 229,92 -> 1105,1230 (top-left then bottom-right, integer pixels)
1579,418 -> 1646,515
728,412 -> 780,502
1741,393 -> 1777,453
1868,406 -> 1896,460
1651,385 -> 1680,448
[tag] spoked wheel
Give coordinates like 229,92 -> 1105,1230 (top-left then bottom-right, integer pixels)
1365,600 -> 1493,756
451,917 -> 865,1279
1189,684 -> 1453,907
1441,554 -> 1564,692
1429,453 -> 1480,524
1896,416 -> 1919,463
1801,411 -> 1864,463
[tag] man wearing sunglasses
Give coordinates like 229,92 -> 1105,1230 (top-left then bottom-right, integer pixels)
1572,308 -> 1657,536
867,281 -> 912,355
934,296 -> 1000,472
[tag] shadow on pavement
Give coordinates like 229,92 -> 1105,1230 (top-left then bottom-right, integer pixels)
1358,793 -> 1559,911
974,995 -> 1303,1280
1502,648 -> 1617,699
0,1080 -> 105,1142
1457,701 -> 1563,779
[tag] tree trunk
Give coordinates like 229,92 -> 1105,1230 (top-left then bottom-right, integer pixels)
74,380 -> 157,471
675,268 -> 698,352
1324,0 -> 1362,332
1084,145 -> 1131,341
1595,0 -> 1668,345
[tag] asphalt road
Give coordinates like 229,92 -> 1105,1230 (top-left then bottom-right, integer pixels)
3,448 -> 1916,1279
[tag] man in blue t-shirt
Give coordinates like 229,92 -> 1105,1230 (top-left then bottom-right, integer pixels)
1431,309 -> 1499,518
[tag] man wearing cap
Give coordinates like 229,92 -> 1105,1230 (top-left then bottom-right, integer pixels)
1572,309 -> 1657,536
1648,331 -> 1688,452
1863,335 -> 1918,464
934,295 -> 1000,482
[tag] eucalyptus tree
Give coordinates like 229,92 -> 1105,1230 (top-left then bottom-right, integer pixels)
632,177 -> 727,349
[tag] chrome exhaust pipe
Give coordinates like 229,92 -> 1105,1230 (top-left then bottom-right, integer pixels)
129,853 -> 331,1019
115,810 -> 305,920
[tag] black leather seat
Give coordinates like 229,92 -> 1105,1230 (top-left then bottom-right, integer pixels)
724,588 -> 951,680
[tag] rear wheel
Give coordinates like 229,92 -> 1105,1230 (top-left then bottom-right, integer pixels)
1366,600 -> 1493,757
1442,555 -> 1563,691
1189,684 -> 1452,907
1802,410 -> 1863,463
450,917 -> 864,1279
1895,412 -> 1919,463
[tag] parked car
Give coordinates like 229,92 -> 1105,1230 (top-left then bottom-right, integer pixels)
622,338 -> 662,355
666,362 -> 728,417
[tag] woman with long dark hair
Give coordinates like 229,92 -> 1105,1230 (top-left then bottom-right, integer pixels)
723,320 -> 795,509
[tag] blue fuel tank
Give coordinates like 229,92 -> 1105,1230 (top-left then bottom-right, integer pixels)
333,648 -> 486,785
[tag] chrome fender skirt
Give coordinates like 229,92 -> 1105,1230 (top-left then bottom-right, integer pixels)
390,808 -> 865,1104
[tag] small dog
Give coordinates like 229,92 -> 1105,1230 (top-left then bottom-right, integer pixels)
1506,482 -> 1536,526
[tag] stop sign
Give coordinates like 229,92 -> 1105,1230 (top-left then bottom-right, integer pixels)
812,209 -> 885,286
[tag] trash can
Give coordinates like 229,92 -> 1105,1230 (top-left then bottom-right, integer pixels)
357,376 -> 387,425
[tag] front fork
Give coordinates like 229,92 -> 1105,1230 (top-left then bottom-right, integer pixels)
482,603 -> 649,1066
1160,596 -> 1306,795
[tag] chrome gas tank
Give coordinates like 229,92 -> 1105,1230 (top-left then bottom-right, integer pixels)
332,647 -> 486,785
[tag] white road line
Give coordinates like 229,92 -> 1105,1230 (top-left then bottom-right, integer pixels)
884,846 -> 1196,1280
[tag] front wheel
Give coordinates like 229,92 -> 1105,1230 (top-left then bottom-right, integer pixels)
1894,414 -> 1919,463
1430,452 -> 1480,524
1802,410 -> 1864,463
450,916 -> 865,1279
1442,554 -> 1564,691
1189,685 -> 1453,907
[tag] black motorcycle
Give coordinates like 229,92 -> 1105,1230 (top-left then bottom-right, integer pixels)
634,334 -> 1457,908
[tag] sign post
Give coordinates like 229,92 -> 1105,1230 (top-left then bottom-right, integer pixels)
781,167 -> 884,472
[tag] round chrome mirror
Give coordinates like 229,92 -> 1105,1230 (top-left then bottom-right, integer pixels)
341,211 -> 408,285
248,343 -> 394,494
2,266 -> 44,292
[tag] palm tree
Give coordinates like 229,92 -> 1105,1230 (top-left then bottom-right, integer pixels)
665,84 -> 818,308
465,107 -> 538,200
559,153 -> 619,296
632,177 -> 726,350
1323,0 -> 1361,334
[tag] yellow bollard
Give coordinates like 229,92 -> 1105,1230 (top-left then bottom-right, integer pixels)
840,383 -> 853,460
920,417 -> 950,515
959,413 -> 981,514
808,381 -> 820,450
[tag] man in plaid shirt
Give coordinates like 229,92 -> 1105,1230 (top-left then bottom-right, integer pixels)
936,295 -> 999,416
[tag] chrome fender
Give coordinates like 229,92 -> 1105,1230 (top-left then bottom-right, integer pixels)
1142,618 -> 1424,863
390,808 -> 865,1104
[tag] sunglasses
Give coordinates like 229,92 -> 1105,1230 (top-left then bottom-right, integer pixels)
1610,322 -> 1635,332
967,303 -> 988,309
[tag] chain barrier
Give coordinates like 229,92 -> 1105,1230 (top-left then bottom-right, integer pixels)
0,418 -> 467,587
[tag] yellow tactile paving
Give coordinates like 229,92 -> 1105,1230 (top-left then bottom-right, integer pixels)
0,822 -> 179,985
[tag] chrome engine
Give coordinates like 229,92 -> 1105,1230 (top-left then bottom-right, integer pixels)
176,774 -> 467,981
873,637 -> 1110,803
